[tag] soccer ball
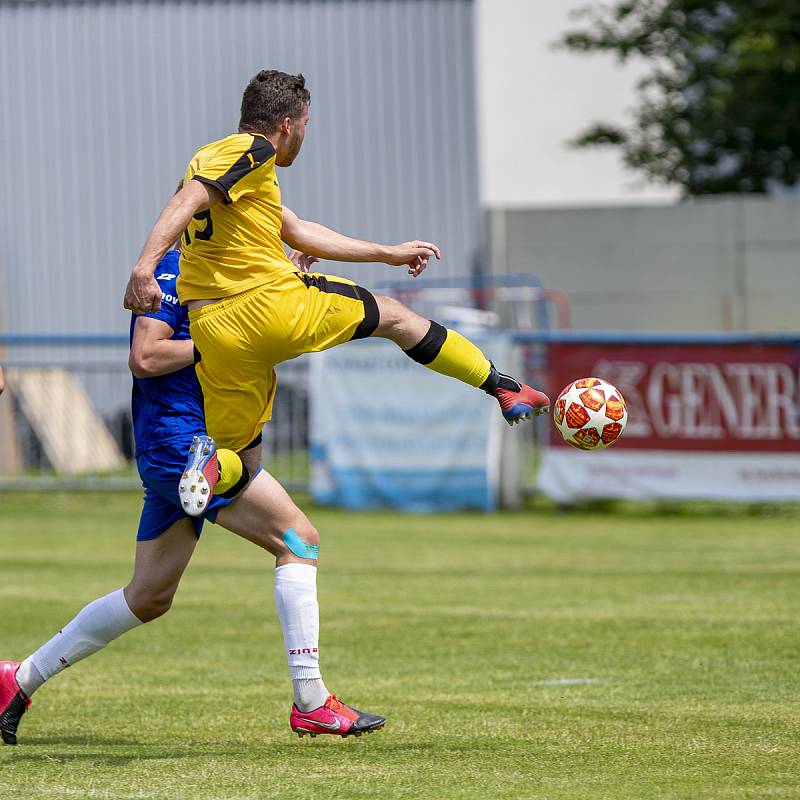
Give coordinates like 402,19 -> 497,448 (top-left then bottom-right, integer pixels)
553,377 -> 627,450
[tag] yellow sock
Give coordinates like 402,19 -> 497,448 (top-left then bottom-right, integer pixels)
215,448 -> 244,494
429,329 -> 491,387
404,321 -> 491,388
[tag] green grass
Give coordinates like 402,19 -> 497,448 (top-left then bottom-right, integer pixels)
1,493 -> 799,800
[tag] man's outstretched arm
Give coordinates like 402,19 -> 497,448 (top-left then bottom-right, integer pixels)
123,181 -> 222,314
129,317 -> 195,378
281,205 -> 440,278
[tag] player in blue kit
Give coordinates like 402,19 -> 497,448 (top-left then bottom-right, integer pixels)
128,248 -> 264,537
0,250 -> 384,745
130,249 -> 248,537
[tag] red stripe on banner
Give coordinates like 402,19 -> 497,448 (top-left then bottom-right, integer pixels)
547,343 -> 800,453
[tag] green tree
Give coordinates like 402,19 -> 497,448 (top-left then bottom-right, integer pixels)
563,0 -> 800,194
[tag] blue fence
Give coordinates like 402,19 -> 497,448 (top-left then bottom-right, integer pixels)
0,334 -> 309,490
2,329 -> 797,493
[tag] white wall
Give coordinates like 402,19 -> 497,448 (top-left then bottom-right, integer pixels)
476,0 -> 678,207
494,197 -> 800,332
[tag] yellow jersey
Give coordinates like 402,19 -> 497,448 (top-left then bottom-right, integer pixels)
176,132 -> 295,302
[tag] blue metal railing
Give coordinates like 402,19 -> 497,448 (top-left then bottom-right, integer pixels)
3,330 -> 799,348
377,273 -> 546,291
377,272 -> 553,332
0,333 -> 128,347
511,331 -> 800,346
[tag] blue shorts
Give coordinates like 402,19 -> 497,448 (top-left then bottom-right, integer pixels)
136,440 -> 238,541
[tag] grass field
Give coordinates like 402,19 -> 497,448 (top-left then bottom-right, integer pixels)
1,493 -> 799,800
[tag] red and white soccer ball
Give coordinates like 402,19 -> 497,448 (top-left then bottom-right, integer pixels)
553,377 -> 628,450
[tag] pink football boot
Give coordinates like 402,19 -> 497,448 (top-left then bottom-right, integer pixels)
492,376 -> 551,425
482,364 -> 550,425
0,661 -> 31,745
290,694 -> 385,738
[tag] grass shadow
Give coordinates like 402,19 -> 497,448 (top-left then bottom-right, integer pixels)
1,739 -> 244,768
22,735 -> 142,746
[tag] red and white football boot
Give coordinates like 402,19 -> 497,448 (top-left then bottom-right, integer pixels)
290,694 -> 385,738
0,661 -> 31,746
491,374 -> 551,425
178,435 -> 219,517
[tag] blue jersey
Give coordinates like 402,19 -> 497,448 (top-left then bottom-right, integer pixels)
130,251 -> 206,455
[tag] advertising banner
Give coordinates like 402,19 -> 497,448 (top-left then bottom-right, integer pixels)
538,339 -> 800,503
310,337 -> 515,512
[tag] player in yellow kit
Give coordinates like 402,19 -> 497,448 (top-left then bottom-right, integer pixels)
123,71 -> 549,738
177,125 -> 384,452
125,71 -> 549,460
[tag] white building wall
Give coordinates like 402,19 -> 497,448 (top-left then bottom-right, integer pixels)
493,197 -> 800,332
476,0 -> 678,207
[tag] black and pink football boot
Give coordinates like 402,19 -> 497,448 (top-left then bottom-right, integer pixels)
0,661 -> 31,745
290,694 -> 385,739
483,365 -> 550,425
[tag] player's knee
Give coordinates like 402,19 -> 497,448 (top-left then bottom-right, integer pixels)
135,596 -> 173,623
373,294 -> 409,337
298,521 -> 320,549
125,585 -> 175,623
374,295 -> 431,348
280,519 -> 320,561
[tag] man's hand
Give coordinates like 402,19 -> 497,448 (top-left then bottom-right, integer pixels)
287,249 -> 320,273
124,269 -> 163,314
386,241 -> 441,277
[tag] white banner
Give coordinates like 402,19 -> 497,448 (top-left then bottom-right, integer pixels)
310,336 -> 516,511
538,449 -> 800,504
539,338 -> 800,504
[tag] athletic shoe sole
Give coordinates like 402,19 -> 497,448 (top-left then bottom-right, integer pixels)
178,435 -> 217,517
503,402 -> 551,426
295,722 -> 385,739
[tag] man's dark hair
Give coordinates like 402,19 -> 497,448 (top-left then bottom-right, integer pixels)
239,70 -> 310,133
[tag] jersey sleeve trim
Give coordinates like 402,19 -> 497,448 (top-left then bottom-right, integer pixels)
192,175 -> 233,204
193,135 -> 276,204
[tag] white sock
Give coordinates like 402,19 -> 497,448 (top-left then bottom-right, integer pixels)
17,588 -> 142,696
274,563 -> 329,712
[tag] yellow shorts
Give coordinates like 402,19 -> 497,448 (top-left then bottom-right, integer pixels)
188,271 -> 379,452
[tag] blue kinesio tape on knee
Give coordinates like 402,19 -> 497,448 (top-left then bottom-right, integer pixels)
283,528 -> 320,560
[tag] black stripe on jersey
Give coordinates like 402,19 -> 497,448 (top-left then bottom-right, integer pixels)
192,134 -> 275,204
191,175 -> 231,204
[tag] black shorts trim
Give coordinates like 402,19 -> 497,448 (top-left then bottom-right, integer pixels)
218,463 -> 251,499
352,287 -> 379,340
296,272 -> 379,340
242,433 -> 262,451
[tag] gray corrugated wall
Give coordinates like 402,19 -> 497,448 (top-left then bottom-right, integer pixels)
0,0 -> 480,334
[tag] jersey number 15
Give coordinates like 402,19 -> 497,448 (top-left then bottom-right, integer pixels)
183,210 -> 213,246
